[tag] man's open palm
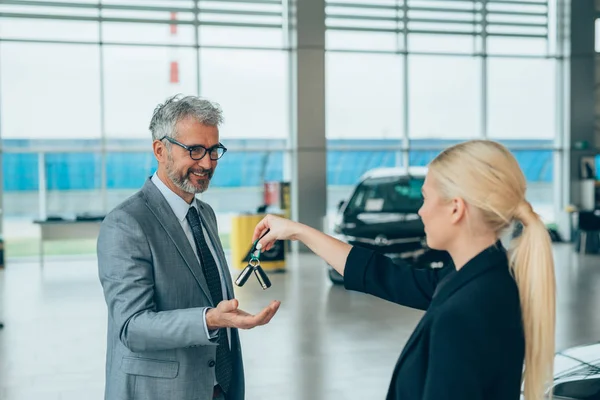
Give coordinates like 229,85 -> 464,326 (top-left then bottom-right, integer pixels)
206,299 -> 281,330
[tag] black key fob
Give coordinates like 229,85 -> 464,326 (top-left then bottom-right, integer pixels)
254,266 -> 272,290
235,264 -> 254,287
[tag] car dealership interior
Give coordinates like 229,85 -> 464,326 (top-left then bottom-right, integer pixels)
1,0 -> 600,399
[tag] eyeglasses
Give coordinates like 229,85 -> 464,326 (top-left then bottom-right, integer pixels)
160,136 -> 227,161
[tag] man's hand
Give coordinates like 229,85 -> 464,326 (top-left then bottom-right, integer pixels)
206,299 -> 281,330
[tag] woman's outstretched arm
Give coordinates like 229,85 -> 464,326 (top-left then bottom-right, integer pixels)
253,214 -> 352,276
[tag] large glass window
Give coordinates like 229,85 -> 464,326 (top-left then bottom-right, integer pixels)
408,34 -> 476,54
200,49 -> 288,139
106,152 -> 157,210
103,46 -> 198,142
0,2 -> 289,256
199,27 -> 284,48
101,1 -> 195,45
487,58 -> 556,139
324,0 -> 560,224
0,19 -> 100,42
325,1 -> 401,52
408,55 -> 481,138
326,53 -> 403,139
513,149 -> 555,224
0,2 -> 99,41
0,43 -> 102,140
326,30 -> 399,52
198,1 -> 284,47
2,153 -> 39,218
2,152 -> 40,257
45,153 -> 104,217
0,0 -> 564,260
103,23 -> 196,45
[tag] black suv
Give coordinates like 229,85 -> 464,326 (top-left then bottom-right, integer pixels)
328,167 -> 450,284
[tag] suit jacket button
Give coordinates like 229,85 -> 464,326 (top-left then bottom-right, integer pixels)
208,360 -> 216,368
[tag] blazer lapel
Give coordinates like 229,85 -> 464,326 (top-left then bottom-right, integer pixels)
141,178 -> 214,304
196,199 -> 235,299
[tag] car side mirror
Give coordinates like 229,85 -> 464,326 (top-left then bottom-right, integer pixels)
337,200 -> 345,211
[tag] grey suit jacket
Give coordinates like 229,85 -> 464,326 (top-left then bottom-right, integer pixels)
97,178 -> 244,400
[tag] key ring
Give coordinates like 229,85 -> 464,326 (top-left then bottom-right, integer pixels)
234,229 -> 272,290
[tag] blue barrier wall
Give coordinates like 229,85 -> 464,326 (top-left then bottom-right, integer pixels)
2,139 -> 553,191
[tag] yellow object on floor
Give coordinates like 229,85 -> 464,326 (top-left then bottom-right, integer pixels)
230,214 -> 286,271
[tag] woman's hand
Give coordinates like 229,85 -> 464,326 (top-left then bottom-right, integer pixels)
252,214 -> 302,251
252,214 -> 353,276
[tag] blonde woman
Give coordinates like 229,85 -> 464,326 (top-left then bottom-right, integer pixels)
253,140 -> 556,400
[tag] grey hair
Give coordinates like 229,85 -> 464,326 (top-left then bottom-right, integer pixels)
149,94 -> 224,142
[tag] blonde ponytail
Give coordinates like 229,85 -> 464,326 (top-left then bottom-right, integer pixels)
429,140 -> 556,399
511,201 -> 556,399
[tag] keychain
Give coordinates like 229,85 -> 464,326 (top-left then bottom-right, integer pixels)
235,229 -> 272,290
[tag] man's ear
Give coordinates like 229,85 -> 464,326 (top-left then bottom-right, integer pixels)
153,140 -> 166,162
450,197 -> 467,225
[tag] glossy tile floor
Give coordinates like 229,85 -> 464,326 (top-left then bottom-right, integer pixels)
0,243 -> 599,400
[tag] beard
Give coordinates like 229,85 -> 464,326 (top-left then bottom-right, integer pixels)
166,153 -> 214,194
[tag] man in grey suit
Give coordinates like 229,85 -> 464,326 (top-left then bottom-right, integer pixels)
97,95 -> 281,400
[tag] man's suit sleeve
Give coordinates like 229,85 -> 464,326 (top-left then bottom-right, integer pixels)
343,246 -> 448,310
97,209 -> 218,352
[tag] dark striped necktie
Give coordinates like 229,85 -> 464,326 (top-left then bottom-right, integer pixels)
186,206 -> 233,393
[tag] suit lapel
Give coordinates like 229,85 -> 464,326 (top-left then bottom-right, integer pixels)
141,179 -> 214,304
196,199 -> 235,299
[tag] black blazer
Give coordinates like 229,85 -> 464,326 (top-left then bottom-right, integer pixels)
344,242 -> 525,400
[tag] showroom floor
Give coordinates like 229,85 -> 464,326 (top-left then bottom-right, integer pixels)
0,243 -> 598,400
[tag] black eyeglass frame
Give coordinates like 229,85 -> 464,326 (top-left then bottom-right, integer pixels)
160,136 -> 227,161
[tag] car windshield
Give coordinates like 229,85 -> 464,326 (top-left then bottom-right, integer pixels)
345,176 -> 425,215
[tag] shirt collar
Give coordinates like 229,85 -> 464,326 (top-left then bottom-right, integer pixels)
151,173 -> 197,222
